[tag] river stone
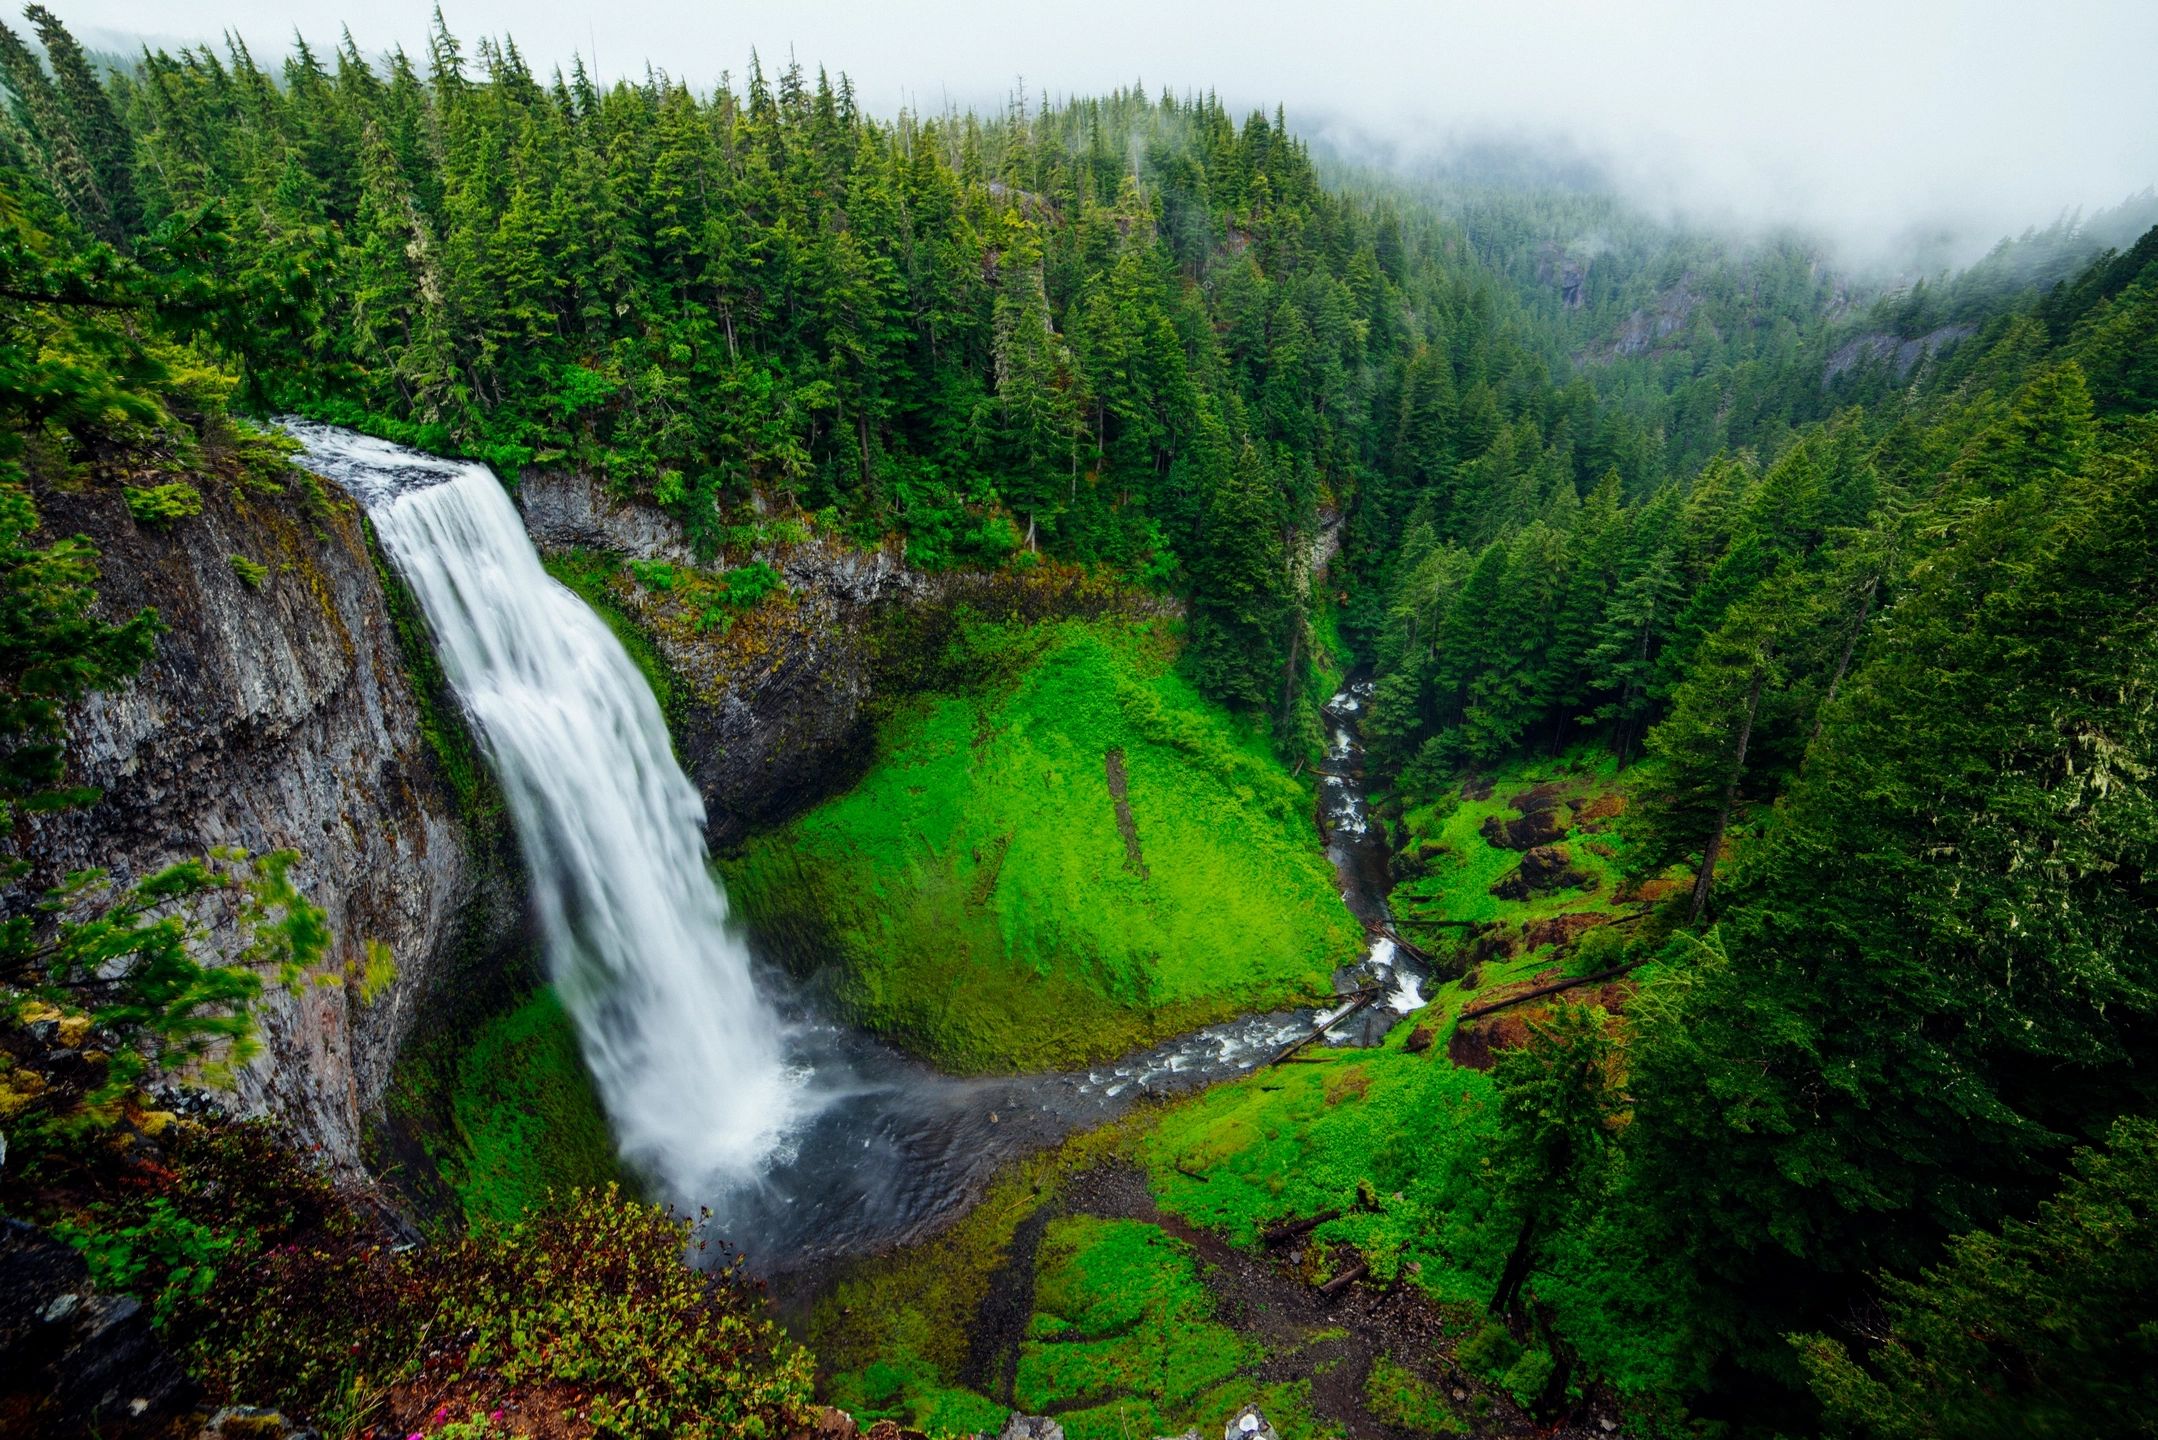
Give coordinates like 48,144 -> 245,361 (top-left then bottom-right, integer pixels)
999,1415 -> 1066,1440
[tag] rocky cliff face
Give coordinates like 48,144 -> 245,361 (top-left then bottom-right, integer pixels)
520,470 -> 1176,848
521,471 -> 922,846
17,474 -> 496,1177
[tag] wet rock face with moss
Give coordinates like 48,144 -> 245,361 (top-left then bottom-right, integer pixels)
522,468 -> 919,846
13,473 -> 491,1176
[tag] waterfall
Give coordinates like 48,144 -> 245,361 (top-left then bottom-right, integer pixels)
289,424 -> 811,1203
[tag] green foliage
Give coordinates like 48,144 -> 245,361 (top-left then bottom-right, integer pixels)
626,555 -> 784,633
1487,1001 -> 1620,1315
7,7 -> 1708,736
1796,1115 -> 2158,1440
53,1196 -> 237,1326
227,552 -> 269,588
1,849 -> 332,1137
182,1177 -> 815,1439
723,619 -> 1356,1070
121,479 -> 203,526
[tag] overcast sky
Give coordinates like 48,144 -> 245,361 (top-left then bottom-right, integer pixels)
58,0 -> 2158,264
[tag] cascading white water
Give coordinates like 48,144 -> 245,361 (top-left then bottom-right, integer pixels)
288,424 -> 810,1203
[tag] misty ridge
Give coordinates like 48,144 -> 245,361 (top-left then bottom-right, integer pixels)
61,4 -> 2158,292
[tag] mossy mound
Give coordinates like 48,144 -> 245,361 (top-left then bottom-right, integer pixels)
722,619 -> 1358,1072
444,986 -> 621,1225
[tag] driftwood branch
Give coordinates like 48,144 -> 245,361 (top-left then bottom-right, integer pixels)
1260,1208 -> 1344,1247
1457,958 -> 1646,1023
1267,987 -> 1382,1066
1318,1262 -> 1369,1297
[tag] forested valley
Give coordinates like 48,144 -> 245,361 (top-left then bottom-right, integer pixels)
0,8 -> 2153,1440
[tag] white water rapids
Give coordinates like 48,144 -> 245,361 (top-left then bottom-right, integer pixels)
288,424 -> 814,1204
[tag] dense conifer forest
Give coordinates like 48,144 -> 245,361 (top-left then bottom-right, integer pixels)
0,8 -> 2153,1438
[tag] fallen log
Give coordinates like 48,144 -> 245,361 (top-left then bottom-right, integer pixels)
1373,923 -> 1443,963
1317,1261 -> 1369,1297
1260,1208 -> 1343,1247
1456,957 -> 1646,1022
1266,988 -> 1382,1066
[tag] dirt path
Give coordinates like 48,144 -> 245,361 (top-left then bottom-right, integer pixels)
990,1163 -> 1623,1440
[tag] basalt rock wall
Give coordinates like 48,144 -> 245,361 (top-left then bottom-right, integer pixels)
15,473 -> 519,1176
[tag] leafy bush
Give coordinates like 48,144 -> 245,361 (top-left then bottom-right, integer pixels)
189,1183 -> 816,1439
122,481 -> 204,526
53,1196 -> 237,1325
1455,1321 -> 1522,1380
228,553 -> 269,588
1499,1347 -> 1555,1410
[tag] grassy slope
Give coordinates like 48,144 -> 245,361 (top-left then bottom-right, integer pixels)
813,751 -> 1655,1433
1394,750 -> 1631,928
723,619 -> 1360,1072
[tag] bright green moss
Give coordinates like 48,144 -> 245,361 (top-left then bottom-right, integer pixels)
723,621 -> 1358,1072
1390,748 -> 1646,941
1365,1356 -> 1468,1435
446,987 -> 620,1225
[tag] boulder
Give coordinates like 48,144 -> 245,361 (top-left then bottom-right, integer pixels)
999,1416 -> 1066,1440
1479,806 -> 1567,851
1491,845 -> 1592,900
789,1407 -> 860,1440
1522,912 -> 1611,952
1223,1405 -> 1279,1440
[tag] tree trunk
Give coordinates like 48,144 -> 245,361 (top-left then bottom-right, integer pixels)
1809,577 -> 1877,747
1489,1213 -> 1538,1316
1688,664 -> 1765,925
856,408 -> 873,493
1278,619 -> 1304,737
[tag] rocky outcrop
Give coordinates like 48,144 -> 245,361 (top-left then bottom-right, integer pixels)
0,1217 -> 192,1431
521,470 -> 925,845
1822,323 -> 1974,386
518,470 -> 1174,848
16,474 -> 503,1177
1490,844 -> 1592,900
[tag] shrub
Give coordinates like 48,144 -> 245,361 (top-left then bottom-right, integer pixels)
122,481 -> 204,526
188,1182 -> 816,1439
229,554 -> 270,588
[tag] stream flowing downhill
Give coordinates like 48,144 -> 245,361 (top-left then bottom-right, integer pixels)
292,424 -> 1426,1269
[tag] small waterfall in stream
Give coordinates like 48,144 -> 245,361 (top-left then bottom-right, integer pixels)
288,424 -> 814,1204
